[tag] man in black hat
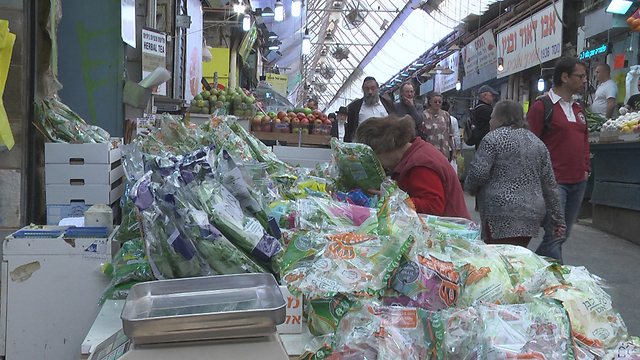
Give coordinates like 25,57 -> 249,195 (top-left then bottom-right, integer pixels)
344,76 -> 395,142
331,106 -> 349,141
471,84 -> 499,149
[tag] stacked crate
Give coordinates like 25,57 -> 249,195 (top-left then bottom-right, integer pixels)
45,142 -> 124,225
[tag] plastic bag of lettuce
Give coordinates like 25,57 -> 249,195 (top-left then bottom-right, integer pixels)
330,138 -> 386,192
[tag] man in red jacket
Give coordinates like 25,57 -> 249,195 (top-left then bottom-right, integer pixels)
356,115 -> 470,219
526,57 -> 591,264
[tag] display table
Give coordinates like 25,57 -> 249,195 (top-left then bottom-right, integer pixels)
82,300 -> 315,360
589,140 -> 640,244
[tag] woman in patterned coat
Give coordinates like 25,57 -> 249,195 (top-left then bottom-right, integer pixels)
464,100 -> 566,247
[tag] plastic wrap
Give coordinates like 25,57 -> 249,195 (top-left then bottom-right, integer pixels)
330,138 -> 386,192
419,214 -> 480,241
477,298 -> 576,360
295,196 -> 379,234
33,97 -> 111,143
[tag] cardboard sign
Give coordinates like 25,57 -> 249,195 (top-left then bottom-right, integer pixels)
276,286 -> 303,334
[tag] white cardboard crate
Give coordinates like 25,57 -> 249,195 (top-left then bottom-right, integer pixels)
46,201 -> 120,225
46,182 -> 124,206
45,163 -> 124,185
45,142 -> 121,165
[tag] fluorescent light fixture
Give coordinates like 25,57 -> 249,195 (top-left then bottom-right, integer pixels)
414,62 -> 424,67
455,81 -> 461,91
400,72 -> 409,77
234,3 -> 246,13
606,0 -> 633,14
302,29 -> 311,54
292,0 -> 302,17
437,49 -> 447,55
269,44 -> 280,50
274,0 -> 284,21
268,31 -> 278,40
262,6 -> 275,16
538,78 -> 545,92
242,15 -> 251,31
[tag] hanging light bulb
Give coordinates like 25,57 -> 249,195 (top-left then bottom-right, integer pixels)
274,0 -> 284,21
456,80 -> 461,91
497,57 -> 504,72
292,0 -> 302,17
242,14 -> 251,31
302,28 -> 311,55
234,3 -> 246,13
538,78 -> 545,92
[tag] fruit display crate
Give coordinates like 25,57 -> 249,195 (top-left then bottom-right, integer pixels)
251,131 -> 332,146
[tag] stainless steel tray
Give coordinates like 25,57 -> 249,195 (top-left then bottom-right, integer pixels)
121,273 -> 286,345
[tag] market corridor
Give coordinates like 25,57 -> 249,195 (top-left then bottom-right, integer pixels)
464,192 -> 640,337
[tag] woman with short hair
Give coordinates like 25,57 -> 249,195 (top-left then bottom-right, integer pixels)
464,100 -> 566,247
356,115 -> 470,219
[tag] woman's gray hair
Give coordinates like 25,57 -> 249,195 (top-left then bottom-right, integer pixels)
492,99 -> 529,129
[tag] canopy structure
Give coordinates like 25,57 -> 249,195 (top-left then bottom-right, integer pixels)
256,0 -> 502,111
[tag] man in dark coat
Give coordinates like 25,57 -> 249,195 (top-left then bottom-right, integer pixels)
331,106 -> 349,141
344,76 -> 395,142
394,81 -> 424,138
472,84 -> 499,149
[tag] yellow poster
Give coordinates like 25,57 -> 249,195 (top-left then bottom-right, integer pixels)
0,19 -> 16,150
265,73 -> 288,97
523,100 -> 530,114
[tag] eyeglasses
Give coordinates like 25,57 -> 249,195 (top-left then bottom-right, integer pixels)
570,73 -> 587,80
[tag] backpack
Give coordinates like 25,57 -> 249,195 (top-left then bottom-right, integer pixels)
537,95 -> 554,140
463,104 -> 482,146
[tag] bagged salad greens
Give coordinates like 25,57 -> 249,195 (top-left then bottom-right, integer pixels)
307,293 -> 364,336
330,138 -> 386,192
201,118 -> 256,162
33,96 -> 111,143
99,239 -> 153,305
544,265 -> 628,348
477,298 -> 576,360
419,214 -> 480,241
295,196 -> 378,234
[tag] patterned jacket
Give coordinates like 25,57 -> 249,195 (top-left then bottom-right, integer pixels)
464,127 -> 566,240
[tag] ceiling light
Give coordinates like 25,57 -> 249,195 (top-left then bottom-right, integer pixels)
268,31 -> 278,40
538,78 -> 545,92
262,6 -> 275,16
274,0 -> 284,21
455,81 -> 461,91
413,62 -> 424,67
606,0 -> 633,14
242,15 -> 251,31
437,49 -> 447,55
302,29 -> 311,55
269,43 -> 280,50
497,57 -> 504,72
434,65 -> 445,72
440,68 -> 454,75
234,3 -> 246,13
428,69 -> 437,75
324,30 -> 334,43
449,44 -> 460,51
292,0 -> 302,17
400,72 -> 409,77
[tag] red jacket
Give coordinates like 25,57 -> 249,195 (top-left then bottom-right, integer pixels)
526,95 -> 591,184
391,138 -> 471,219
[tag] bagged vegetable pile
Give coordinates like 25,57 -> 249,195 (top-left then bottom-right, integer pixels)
330,138 -> 386,192
34,96 -> 111,143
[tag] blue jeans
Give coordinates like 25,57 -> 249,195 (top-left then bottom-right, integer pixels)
535,180 -> 588,264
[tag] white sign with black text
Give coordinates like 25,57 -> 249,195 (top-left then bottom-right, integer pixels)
463,30 -> 497,76
142,28 -> 167,96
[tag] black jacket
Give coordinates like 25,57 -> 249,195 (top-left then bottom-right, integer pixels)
474,100 -> 493,149
344,96 -> 395,142
395,100 -> 424,137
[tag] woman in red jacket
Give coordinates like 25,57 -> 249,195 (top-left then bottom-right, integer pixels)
356,115 -> 470,219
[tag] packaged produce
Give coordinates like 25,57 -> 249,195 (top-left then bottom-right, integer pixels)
544,265 -> 628,348
477,298 -> 576,360
491,244 -> 550,283
33,96 -> 111,143
99,239 -> 153,305
113,182 -> 141,243
330,138 -> 386,192
307,293 -> 363,336
419,214 -> 480,241
295,196 -> 379,234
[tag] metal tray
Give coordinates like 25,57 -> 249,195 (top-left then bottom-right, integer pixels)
120,273 -> 286,345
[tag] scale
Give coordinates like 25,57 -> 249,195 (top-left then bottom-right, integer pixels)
87,274 -> 290,360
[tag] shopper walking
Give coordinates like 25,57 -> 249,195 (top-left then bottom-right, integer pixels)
356,115 -> 470,219
591,63 -> 618,119
526,57 -> 591,264
344,76 -> 395,142
394,81 -> 425,137
441,101 -> 461,173
469,85 -> 498,149
465,100 -> 566,247
421,92 -> 454,160
331,106 -> 349,141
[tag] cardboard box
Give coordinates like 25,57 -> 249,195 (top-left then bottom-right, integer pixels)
45,182 -> 124,206
276,286 -> 303,334
45,163 -> 124,185
46,201 -> 120,225
45,142 -> 121,165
